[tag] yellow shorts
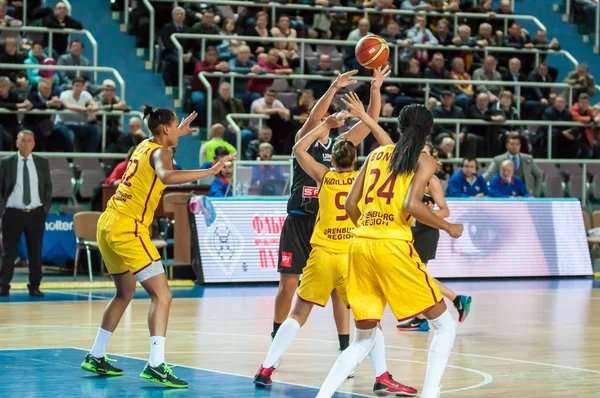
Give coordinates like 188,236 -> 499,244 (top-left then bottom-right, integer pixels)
347,238 -> 441,322
297,246 -> 349,307
96,209 -> 161,275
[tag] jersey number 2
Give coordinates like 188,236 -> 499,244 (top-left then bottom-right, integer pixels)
364,169 -> 396,205
122,159 -> 140,187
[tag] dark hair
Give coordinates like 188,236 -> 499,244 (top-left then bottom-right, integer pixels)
142,105 -> 176,135
332,139 -> 356,169
462,157 -> 477,166
265,87 -> 277,95
70,39 -> 84,48
205,46 -> 218,54
388,105 -> 433,176
579,93 -> 590,101
72,76 -> 86,85
32,41 -> 44,49
506,132 -> 520,144
214,146 -> 230,158
279,13 -> 290,21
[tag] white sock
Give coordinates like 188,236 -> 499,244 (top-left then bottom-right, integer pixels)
368,328 -> 388,377
263,318 -> 301,368
149,336 -> 166,367
90,328 -> 112,358
316,328 -> 377,398
421,310 -> 456,398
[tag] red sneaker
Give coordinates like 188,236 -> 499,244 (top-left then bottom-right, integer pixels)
253,366 -> 274,387
373,372 -> 418,396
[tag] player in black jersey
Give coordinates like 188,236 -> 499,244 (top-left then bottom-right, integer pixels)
272,67 -> 391,370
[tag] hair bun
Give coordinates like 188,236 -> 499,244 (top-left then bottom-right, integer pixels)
142,105 -> 154,118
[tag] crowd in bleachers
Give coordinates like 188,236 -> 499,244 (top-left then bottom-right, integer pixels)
114,0 -> 600,168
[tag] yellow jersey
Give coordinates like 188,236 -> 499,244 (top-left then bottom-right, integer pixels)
352,145 -> 414,241
107,139 -> 167,228
310,170 -> 359,253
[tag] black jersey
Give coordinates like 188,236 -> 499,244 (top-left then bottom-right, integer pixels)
287,138 -> 333,215
413,192 -> 435,232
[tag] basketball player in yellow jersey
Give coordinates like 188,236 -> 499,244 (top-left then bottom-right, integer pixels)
317,99 -> 463,398
80,107 -> 235,388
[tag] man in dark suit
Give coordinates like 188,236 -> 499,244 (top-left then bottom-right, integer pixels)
22,78 -> 64,152
483,132 -> 544,197
161,6 -> 199,86
0,130 -> 52,297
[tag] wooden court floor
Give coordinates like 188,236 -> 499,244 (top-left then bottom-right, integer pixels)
1,279 -> 599,397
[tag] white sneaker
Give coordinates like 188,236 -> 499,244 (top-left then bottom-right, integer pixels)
271,335 -> 281,370
339,349 -> 355,378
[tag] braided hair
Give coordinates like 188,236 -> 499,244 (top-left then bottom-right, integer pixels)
388,104 -> 434,176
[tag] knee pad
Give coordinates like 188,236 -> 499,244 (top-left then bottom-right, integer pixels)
430,311 -> 457,357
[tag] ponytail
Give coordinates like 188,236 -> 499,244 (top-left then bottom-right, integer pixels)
141,104 -> 176,136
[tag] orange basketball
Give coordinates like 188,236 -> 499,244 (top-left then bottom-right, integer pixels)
355,35 -> 390,69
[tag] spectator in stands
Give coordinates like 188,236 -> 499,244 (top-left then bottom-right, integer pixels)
13,71 -> 29,101
0,130 -> 51,297
57,39 -> 95,92
42,1 -> 82,55
449,57 -> 473,112
160,7 -> 199,87
246,11 -> 273,56
306,54 -> 337,99
495,89 -> 520,130
293,90 -> 315,125
0,76 -> 31,151
95,79 -> 129,151
484,132 -> 543,196
0,0 -> 22,49
521,62 -> 554,121
472,55 -> 503,103
503,22 -> 534,70
23,78 -> 62,152
399,0 -> 432,31
395,58 -> 425,106
54,77 -> 101,153
475,22 -> 497,47
251,143 -> 284,187
246,126 -> 273,160
228,45 -> 264,109
208,162 -> 233,197
401,15 -> 438,66
382,20 -> 404,43
488,160 -> 530,197
200,145 -> 229,170
346,18 -> 372,70
199,123 -> 236,166
217,17 -> 243,60
539,95 -> 573,158
564,64 -> 596,103
190,7 -> 221,48
434,19 -> 454,46
115,117 -> 146,154
183,2 -> 221,26
532,29 -> 560,80
271,14 -> 299,67
501,57 -> 526,95
190,46 -> 229,126
250,87 -> 295,154
452,24 -> 476,46
446,157 -> 489,197
105,147 -> 135,185
0,39 -> 23,83
424,52 -> 450,100
570,93 -> 600,159
492,0 -> 515,33
469,92 -> 505,155
248,48 -> 293,96
24,42 -> 58,86
365,102 -> 399,153
366,0 -> 397,35
211,82 -> 253,148
435,136 -> 455,179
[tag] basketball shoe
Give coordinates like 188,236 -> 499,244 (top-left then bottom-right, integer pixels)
254,365 -> 274,387
396,318 -> 430,331
373,372 -> 418,396
140,363 -> 188,388
453,295 -> 472,323
81,353 -> 123,376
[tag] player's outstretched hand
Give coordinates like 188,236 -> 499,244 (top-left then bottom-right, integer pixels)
211,153 -> 237,173
341,92 -> 367,118
325,111 -> 350,129
333,70 -> 358,89
446,223 -> 463,239
372,65 -> 391,89
179,111 -> 200,136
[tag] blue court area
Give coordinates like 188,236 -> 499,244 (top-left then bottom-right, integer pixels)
0,348 -> 364,398
0,278 -> 599,303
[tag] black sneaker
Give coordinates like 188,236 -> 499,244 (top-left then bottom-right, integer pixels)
81,353 -> 123,376
453,295 -> 472,323
397,318 -> 430,331
140,362 -> 188,388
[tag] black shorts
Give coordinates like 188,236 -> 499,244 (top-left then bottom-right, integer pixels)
277,213 -> 316,274
411,225 -> 440,264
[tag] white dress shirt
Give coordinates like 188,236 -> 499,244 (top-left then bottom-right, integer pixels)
6,153 -> 42,210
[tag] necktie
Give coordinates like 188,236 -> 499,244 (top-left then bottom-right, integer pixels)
512,155 -> 519,171
23,158 -> 31,206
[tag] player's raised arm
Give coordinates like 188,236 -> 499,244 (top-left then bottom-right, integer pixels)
405,154 -> 461,237
341,92 -> 394,147
293,112 -> 348,184
295,70 -> 358,142
428,175 -> 450,219
338,65 -> 392,146
345,156 -> 368,226
153,148 -> 236,185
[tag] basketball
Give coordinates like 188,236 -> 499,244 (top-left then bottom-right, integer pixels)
355,35 -> 390,69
